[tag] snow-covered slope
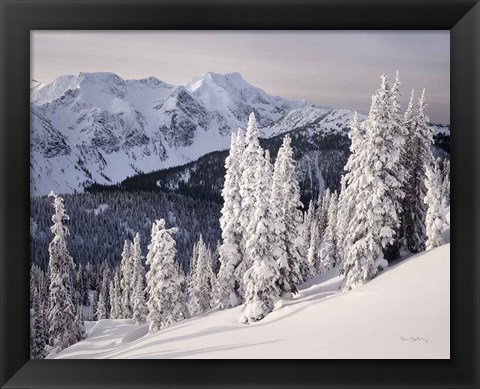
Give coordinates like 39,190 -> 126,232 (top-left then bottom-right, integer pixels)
56,241 -> 450,359
30,72 -> 324,195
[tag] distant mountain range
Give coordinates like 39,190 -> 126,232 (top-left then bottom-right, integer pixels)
30,72 -> 450,196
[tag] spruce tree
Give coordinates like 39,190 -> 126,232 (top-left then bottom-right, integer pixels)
319,191 -> 342,272
241,152 -> 281,324
303,199 -> 316,274
402,89 -> 434,253
30,288 -> 48,359
338,113 -> 364,249
306,219 -> 321,277
305,200 -> 315,239
131,233 -> 147,324
109,280 -> 118,319
238,113 -> 264,290
46,192 -> 84,356
425,159 -> 448,249
341,75 -> 403,290
95,272 -> 109,320
109,271 -> 123,319
95,287 -> 107,320
217,130 -> 246,308
145,219 -> 187,333
318,188 -> 331,239
441,159 -> 451,206
189,237 -> 215,315
274,135 -> 305,293
386,70 -> 408,260
119,240 -> 133,318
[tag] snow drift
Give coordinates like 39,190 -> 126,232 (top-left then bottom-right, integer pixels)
56,241 -> 450,359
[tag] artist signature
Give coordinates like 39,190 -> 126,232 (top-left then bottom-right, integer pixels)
400,336 -> 429,343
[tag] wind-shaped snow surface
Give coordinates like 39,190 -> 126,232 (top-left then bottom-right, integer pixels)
56,219 -> 450,359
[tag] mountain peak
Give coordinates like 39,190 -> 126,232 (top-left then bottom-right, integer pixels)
75,72 -> 125,86
185,71 -> 253,93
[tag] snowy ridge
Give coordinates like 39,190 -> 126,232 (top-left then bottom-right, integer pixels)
31,72 -> 450,195
56,239 -> 450,359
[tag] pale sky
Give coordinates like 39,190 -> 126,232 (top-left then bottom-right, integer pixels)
32,31 -> 450,123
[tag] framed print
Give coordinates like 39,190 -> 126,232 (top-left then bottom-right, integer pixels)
1,0 -> 479,388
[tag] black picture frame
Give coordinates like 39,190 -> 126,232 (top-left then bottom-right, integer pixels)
1,0 -> 479,388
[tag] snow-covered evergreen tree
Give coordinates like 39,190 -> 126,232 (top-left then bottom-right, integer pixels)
306,219 -> 321,276
109,281 -> 117,319
119,240 -> 133,318
318,189 -> 331,239
319,192 -> 342,272
30,288 -> 48,359
189,236 -> 215,316
273,135 -> 305,293
425,159 -> 448,250
386,70 -> 408,259
46,192 -> 84,356
338,113 -> 364,249
145,219 -> 187,333
303,199 -> 316,269
241,153 -> 281,324
130,233 -> 147,324
76,264 -> 89,306
341,75 -> 403,289
109,271 -> 123,319
441,159 -> 450,206
95,287 -> 107,320
401,89 -> 435,253
217,130 -> 246,309
238,113 -> 264,283
95,272 -> 109,320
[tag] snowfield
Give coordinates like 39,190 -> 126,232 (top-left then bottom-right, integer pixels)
56,242 -> 450,359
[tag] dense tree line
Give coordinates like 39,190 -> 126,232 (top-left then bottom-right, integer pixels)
31,190 -> 221,270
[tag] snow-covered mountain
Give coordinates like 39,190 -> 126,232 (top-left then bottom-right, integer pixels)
31,71 -> 449,195
30,72 -> 321,194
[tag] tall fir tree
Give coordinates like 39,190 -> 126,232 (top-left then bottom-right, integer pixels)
131,233 -> 147,324
217,130 -> 246,309
318,188 -> 331,239
109,271 -> 123,320
425,159 -> 448,250
319,192 -> 342,272
241,151 -> 281,324
303,199 -> 316,272
305,199 -> 315,235
189,236 -> 215,315
238,113 -> 264,291
145,219 -> 188,333
306,219 -> 321,276
441,159 -> 451,206
30,288 -> 48,359
95,281 -> 108,320
341,75 -> 403,290
274,135 -> 305,293
385,70 -> 408,260
402,89 -> 434,253
46,192 -> 84,356
76,264 -> 89,306
95,270 -> 110,320
119,240 -> 133,318
338,113 -> 365,249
